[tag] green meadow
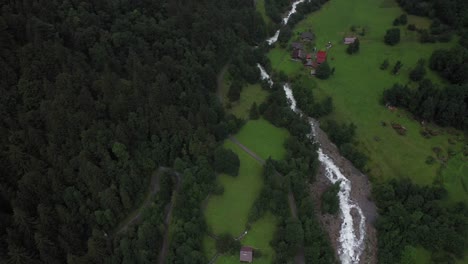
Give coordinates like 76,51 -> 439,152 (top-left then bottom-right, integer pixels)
211,214 -> 277,264
228,84 -> 269,119
267,0 -> 467,203
204,100 -> 289,261
235,118 -> 289,160
204,140 -> 264,236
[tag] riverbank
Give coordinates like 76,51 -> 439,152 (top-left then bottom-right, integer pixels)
310,118 -> 377,264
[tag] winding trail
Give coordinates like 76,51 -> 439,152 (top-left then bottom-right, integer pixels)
157,172 -> 182,264
109,167 -> 181,264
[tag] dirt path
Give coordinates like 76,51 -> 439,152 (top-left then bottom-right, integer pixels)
113,169 -> 162,235
309,118 -> 378,264
157,173 -> 182,264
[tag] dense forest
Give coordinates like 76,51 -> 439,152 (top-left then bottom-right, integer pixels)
395,0 -> 468,29
0,0 -> 266,263
374,180 -> 468,264
383,80 -> 468,130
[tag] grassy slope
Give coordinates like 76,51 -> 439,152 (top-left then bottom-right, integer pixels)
204,118 -> 289,235
214,214 -> 277,264
205,140 -> 264,236
229,84 -> 269,119
268,0 -> 467,203
235,118 -> 289,160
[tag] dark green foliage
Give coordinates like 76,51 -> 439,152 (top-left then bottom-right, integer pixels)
346,38 -> 360,54
407,24 -> 416,31
409,59 -> 426,82
316,61 -> 331,79
384,28 -> 401,45
396,0 -> 468,29
393,14 -> 408,26
383,81 -> 468,130
249,102 -> 260,120
252,83 -> 335,263
321,182 -> 340,214
429,47 -> 468,84
322,120 -> 368,170
292,83 -> 333,118
228,81 -> 242,102
322,120 -> 356,147
0,0 -> 265,262
380,59 -> 390,70
374,179 -> 468,263
214,148 -> 240,176
216,234 -> 240,253
392,61 -> 403,74
278,26 -> 292,44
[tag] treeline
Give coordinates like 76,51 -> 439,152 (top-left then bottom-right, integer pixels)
292,83 -> 333,118
429,46 -> 468,85
0,0 -> 265,262
321,121 -> 368,171
374,179 -> 468,263
395,0 -> 468,29
251,83 -> 336,263
383,80 -> 468,130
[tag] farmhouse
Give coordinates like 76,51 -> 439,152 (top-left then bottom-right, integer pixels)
344,37 -> 357,45
292,48 -> 306,60
291,42 -> 303,50
240,246 -> 253,263
301,31 -> 315,42
316,50 -> 327,64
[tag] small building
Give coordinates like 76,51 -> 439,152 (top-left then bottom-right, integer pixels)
301,31 -> 315,42
305,60 -> 317,68
240,246 -> 253,263
291,42 -> 303,50
344,37 -> 357,45
316,50 -> 327,64
292,49 -> 306,60
306,53 -> 312,60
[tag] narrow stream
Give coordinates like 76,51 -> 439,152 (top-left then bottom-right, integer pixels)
258,67 -> 366,264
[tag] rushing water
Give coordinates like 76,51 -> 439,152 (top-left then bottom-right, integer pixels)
266,0 -> 307,45
260,69 -> 366,264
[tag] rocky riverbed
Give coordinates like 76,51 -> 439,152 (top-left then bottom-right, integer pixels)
309,118 -> 378,264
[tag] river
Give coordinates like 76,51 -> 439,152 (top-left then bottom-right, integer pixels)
257,62 -> 377,263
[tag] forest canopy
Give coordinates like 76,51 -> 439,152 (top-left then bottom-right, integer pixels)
0,0 -> 266,263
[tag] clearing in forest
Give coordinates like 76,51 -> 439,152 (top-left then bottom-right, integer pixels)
204,115 -> 288,263
267,0 -> 467,203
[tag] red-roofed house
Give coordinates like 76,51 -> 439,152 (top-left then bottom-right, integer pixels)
316,51 -> 327,64
240,246 -> 253,263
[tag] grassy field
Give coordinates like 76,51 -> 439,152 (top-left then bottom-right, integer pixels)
211,213 -> 277,264
267,0 -> 467,203
205,140 -> 264,236
205,119 -> 288,235
235,118 -> 289,160
228,84 -> 269,119
203,235 -> 217,259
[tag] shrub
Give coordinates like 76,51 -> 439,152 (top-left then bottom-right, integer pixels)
384,28 -> 401,45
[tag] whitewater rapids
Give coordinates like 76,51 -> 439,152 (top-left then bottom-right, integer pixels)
259,67 -> 366,264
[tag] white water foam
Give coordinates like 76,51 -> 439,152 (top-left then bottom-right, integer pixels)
257,66 -> 366,264
257,64 -> 274,87
266,0 -> 307,45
